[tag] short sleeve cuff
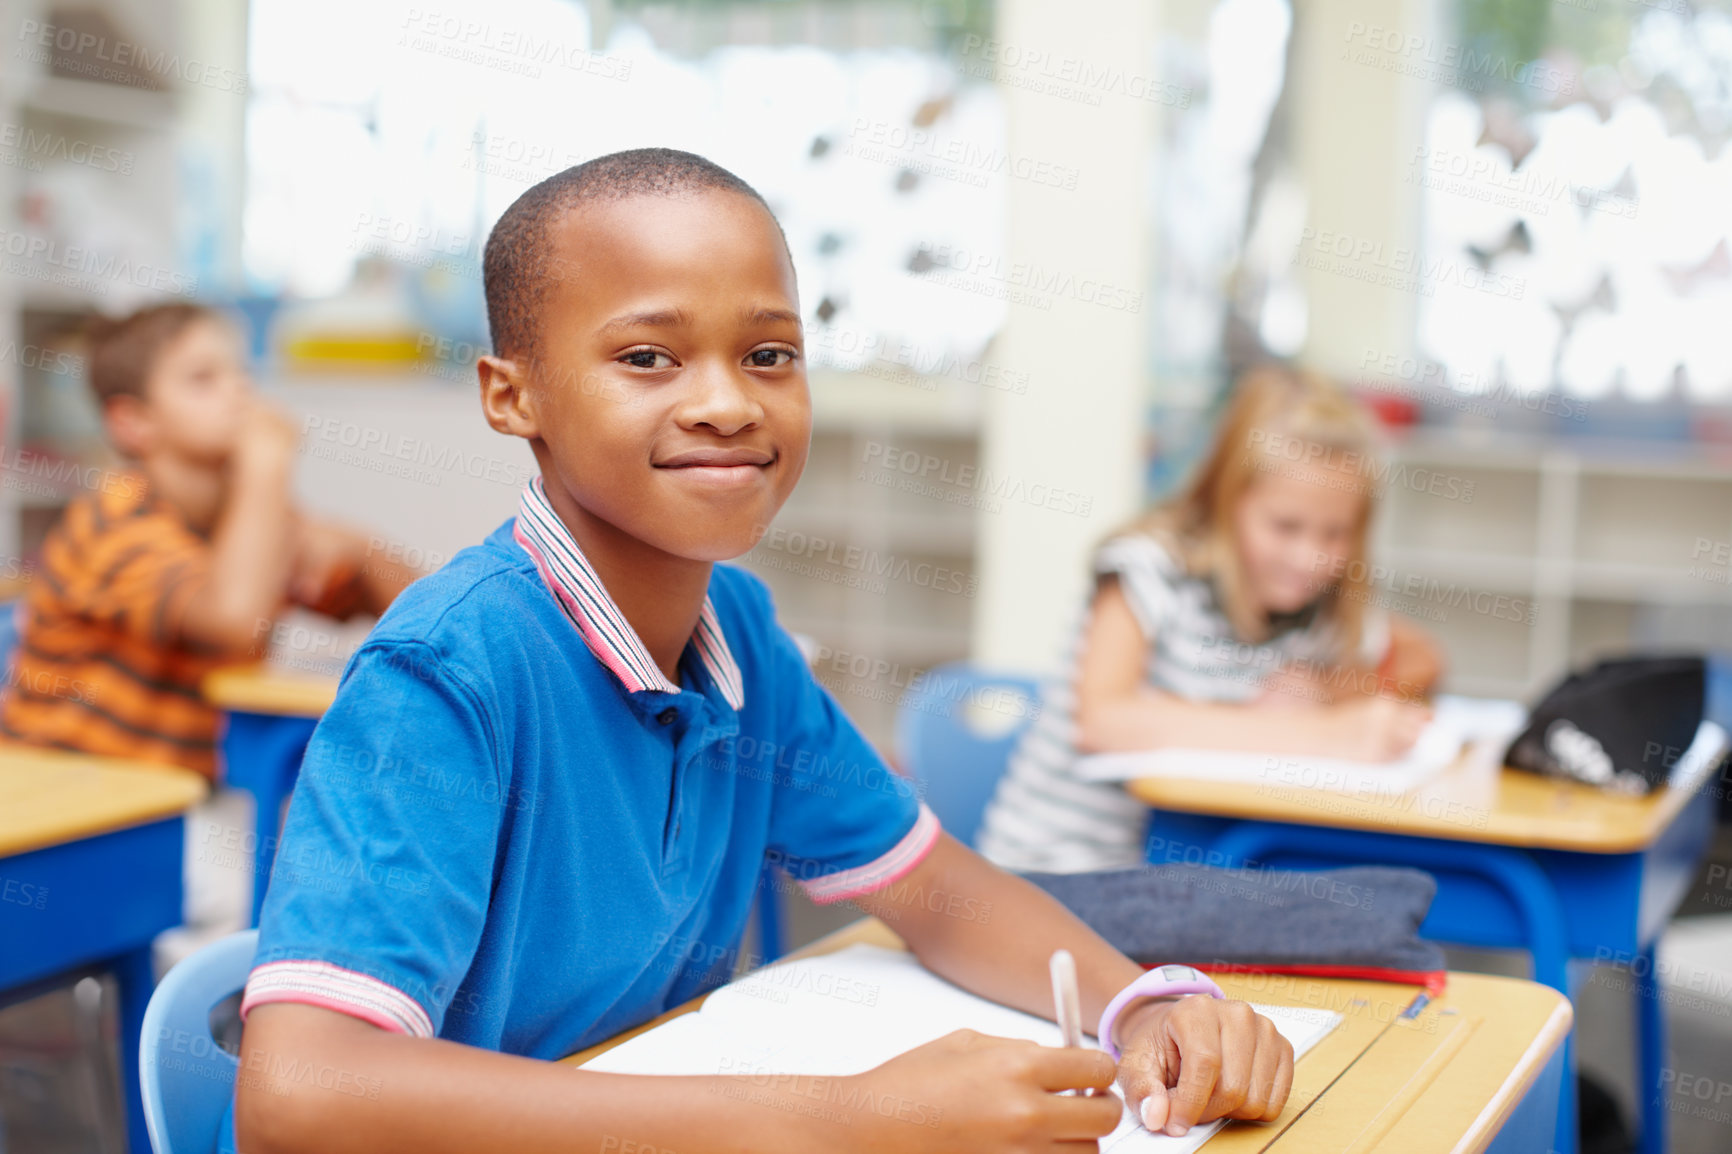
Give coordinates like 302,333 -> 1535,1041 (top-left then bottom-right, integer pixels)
240,960 -> 435,1039
798,802 -> 942,905
1094,535 -> 1177,642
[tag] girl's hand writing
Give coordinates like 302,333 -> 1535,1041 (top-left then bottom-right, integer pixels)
1327,696 -> 1432,761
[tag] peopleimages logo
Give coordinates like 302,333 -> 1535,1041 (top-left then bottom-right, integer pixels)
1407,146 -> 1638,220
397,9 -> 633,82
1339,22 -> 1574,96
16,20 -> 248,93
859,442 -> 1094,517
751,526 -> 977,598
0,123 -> 135,174
0,228 -> 197,296
1293,228 -> 1524,300
0,338 -> 82,377
913,243 -> 1144,313
846,118 -> 1081,191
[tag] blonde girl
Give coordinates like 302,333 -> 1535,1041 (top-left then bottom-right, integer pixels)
978,365 -> 1444,874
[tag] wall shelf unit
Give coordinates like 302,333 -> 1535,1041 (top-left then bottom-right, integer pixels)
1376,431 -> 1732,701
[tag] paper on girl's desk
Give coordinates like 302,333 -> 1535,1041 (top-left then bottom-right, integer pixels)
583,945 -> 1340,1152
1074,695 -> 1527,796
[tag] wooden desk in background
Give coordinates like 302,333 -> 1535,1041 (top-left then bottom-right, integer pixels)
0,749 -> 206,1154
1126,746 -> 1713,853
1128,745 -> 1724,1154
202,665 -> 338,925
566,919 -> 1572,1154
203,665 -> 339,719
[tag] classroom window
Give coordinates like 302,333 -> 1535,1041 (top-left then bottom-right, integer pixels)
1415,0 -> 1732,404
242,0 -> 1008,369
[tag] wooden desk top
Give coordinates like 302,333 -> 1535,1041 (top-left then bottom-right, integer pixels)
565,919 -> 1570,1154
1127,743 -> 1720,854
203,665 -> 338,718
0,747 -> 207,858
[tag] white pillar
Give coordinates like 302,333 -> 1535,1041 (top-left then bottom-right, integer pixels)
971,0 -> 1164,675
1290,0 -> 1434,378
176,0 -> 249,294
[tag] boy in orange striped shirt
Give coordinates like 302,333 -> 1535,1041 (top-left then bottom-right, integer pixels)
0,304 -> 422,777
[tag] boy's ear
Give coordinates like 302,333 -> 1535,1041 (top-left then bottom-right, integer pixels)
477,355 -> 541,441
102,394 -> 153,458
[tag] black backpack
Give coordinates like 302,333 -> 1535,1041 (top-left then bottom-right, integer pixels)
1504,655 -> 1707,796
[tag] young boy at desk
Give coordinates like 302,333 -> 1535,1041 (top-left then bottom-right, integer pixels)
0,304 -> 421,777
231,149 -> 1294,1154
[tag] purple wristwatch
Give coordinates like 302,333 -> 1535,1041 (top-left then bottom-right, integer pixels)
1097,964 -> 1226,1059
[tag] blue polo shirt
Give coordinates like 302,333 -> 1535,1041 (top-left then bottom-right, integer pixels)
232,477 -> 938,1064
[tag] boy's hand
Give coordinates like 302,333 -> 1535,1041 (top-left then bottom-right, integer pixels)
236,399 -> 301,473
1113,996 -> 1294,1137
840,1029 -> 1120,1152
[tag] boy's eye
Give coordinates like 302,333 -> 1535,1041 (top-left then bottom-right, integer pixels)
746,347 -> 796,368
620,349 -> 674,370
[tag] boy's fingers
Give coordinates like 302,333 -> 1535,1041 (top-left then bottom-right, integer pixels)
1031,1045 -> 1118,1093
1261,1035 -> 1296,1122
1045,1089 -> 1131,1138
1238,1018 -> 1287,1120
1136,1081 -> 1172,1132
1211,1002 -> 1267,1117
1114,1031 -> 1173,1130
1164,1013 -> 1222,1135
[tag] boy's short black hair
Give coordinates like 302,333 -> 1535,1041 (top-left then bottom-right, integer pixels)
482,147 -> 786,362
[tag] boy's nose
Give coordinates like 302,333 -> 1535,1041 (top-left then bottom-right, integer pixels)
679,369 -> 765,434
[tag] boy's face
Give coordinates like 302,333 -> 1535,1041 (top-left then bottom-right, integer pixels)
512,191 -> 810,562
125,317 -> 253,466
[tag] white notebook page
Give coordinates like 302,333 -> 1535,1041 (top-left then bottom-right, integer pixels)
584,945 -> 1341,1152
1074,695 -> 1528,795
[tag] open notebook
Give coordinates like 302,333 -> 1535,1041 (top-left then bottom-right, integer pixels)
1074,695 -> 1529,796
582,945 -> 1341,1153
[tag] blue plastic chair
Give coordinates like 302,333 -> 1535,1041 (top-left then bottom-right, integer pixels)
139,930 -> 258,1154
0,598 -> 20,672
894,662 -> 1043,847
756,663 -> 1041,960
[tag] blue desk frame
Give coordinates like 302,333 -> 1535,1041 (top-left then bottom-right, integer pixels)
1147,771 -> 1716,1154
0,816 -> 186,1154
1486,1028 -> 1569,1154
218,710 -> 319,927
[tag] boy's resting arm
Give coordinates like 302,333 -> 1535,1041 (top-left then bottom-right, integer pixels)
237,987 -> 1123,1154
287,517 -> 426,619
352,539 -> 424,616
179,405 -> 300,656
238,1003 -> 836,1154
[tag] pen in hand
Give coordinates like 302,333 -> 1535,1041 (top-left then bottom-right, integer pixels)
1049,949 -> 1103,1098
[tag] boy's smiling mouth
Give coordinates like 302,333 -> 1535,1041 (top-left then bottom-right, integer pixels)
653,446 -> 777,487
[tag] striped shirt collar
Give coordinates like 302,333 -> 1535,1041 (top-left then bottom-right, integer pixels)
511,477 -> 745,710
